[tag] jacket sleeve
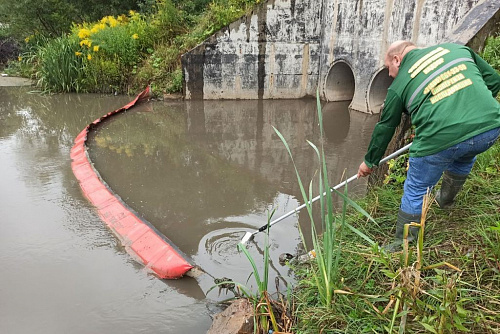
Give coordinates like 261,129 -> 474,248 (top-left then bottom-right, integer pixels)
364,90 -> 404,168
470,49 -> 500,98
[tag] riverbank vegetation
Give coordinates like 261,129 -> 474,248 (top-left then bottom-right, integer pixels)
0,0 -> 260,95
289,138 -> 499,333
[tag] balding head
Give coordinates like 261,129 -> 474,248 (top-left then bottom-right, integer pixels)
387,40 -> 416,58
385,40 -> 417,78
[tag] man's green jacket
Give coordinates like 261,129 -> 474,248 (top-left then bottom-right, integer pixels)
365,43 -> 500,168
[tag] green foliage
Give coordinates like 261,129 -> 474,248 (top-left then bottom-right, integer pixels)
150,0 -> 188,41
482,220 -> 500,267
83,55 -> 123,94
88,25 -> 140,67
166,68 -> 184,93
293,139 -> 500,333
172,0 -> 211,16
25,10 -> 162,93
209,212 -> 280,334
274,92 -> 376,312
383,153 -> 408,186
0,0 -> 140,38
237,217 -> 279,333
3,0 -> 262,94
36,35 -> 86,93
481,35 -> 500,72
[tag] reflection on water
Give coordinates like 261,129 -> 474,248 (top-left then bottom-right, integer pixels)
88,98 -> 379,297
0,88 -> 210,334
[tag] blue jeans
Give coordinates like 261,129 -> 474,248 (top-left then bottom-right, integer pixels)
401,127 -> 500,215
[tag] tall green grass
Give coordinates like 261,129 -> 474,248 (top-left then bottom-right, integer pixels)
36,35 -> 86,93
292,138 -> 500,333
237,212 -> 279,333
273,91 -> 377,310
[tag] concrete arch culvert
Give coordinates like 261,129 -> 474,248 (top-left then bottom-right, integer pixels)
368,68 -> 393,114
323,60 -> 355,102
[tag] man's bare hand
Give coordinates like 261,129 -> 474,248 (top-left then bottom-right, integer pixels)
357,162 -> 373,178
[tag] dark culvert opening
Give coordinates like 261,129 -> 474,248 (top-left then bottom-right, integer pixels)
368,68 -> 393,114
324,61 -> 355,102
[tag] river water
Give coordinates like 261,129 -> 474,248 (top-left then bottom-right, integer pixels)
0,86 -> 378,333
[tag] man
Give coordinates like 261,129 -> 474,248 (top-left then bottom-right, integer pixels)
357,40 -> 500,251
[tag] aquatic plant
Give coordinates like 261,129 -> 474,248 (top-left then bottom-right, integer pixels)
209,210 -> 291,333
237,211 -> 279,333
272,91 -> 377,311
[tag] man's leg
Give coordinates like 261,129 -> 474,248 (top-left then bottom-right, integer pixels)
437,127 -> 500,208
384,154 -> 447,251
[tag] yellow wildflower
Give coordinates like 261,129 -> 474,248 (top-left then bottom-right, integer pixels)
132,34 -> 139,40
24,36 -> 30,43
79,39 -> 92,47
75,52 -> 82,57
91,26 -> 99,34
87,54 -> 92,60
129,10 -> 136,16
93,45 -> 99,52
101,16 -> 108,24
18,56 -> 22,61
109,16 -> 118,27
78,29 -> 90,39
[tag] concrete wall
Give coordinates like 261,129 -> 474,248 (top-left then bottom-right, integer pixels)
183,0 -> 323,100
182,0 -> 499,113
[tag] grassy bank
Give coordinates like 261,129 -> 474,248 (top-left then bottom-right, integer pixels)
290,140 -> 499,333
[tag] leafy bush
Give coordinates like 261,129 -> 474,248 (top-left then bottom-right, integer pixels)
5,0 -> 262,94
31,10 -> 158,93
481,35 -> 500,73
83,54 -> 123,93
36,35 -> 86,93
383,153 -> 409,185
150,0 -> 188,41
0,0 -> 141,38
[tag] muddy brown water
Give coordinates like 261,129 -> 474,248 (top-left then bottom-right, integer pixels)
0,87 -> 378,333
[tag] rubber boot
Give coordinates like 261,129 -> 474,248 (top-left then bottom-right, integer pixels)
435,171 -> 468,209
383,209 -> 421,253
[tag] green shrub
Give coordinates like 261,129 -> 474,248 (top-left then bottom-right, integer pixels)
151,0 -> 188,41
84,54 -> 123,93
5,0 -> 263,94
36,35 -> 86,93
481,35 -> 500,72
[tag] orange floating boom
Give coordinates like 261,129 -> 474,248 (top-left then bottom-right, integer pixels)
70,87 -> 194,279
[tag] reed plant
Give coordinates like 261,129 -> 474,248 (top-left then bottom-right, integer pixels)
210,210 -> 290,333
237,211 -> 279,333
273,91 -> 377,311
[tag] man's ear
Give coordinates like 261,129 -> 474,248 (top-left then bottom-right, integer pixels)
393,54 -> 401,66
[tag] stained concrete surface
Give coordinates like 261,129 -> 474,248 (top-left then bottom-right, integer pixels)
0,75 -> 33,86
